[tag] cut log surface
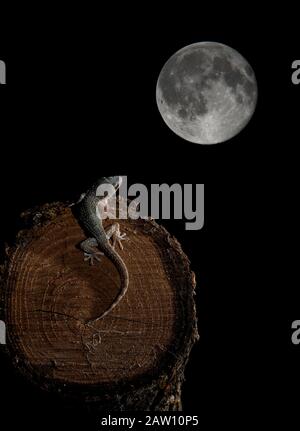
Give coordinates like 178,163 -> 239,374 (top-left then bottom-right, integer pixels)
1,202 -> 198,410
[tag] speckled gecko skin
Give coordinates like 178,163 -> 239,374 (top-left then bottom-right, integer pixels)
73,176 -> 129,323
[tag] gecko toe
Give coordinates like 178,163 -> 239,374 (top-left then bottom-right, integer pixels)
83,251 -> 104,265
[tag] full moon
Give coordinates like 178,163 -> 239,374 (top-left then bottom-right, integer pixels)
156,42 -> 257,144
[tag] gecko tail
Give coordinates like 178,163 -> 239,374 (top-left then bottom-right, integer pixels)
87,242 -> 129,324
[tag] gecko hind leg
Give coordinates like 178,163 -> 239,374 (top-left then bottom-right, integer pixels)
80,237 -> 104,265
105,223 -> 127,250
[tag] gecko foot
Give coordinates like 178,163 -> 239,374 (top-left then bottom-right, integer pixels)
83,251 -> 104,265
80,237 -> 104,265
106,223 -> 128,250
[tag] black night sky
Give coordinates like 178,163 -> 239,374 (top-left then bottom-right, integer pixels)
0,8 -> 299,429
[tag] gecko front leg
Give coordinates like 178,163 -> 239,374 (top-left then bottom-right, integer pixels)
80,237 -> 104,265
80,225 -> 126,265
105,223 -> 127,250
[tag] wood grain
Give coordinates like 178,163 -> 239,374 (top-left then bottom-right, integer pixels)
1,202 -> 198,410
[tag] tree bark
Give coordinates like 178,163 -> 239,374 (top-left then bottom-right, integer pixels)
0,202 -> 199,411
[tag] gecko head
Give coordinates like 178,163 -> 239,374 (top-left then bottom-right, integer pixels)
102,176 -> 122,191
95,176 -> 122,200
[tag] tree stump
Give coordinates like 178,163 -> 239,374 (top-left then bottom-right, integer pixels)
0,202 -> 198,411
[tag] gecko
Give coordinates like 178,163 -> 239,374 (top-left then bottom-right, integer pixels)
73,176 -> 129,323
